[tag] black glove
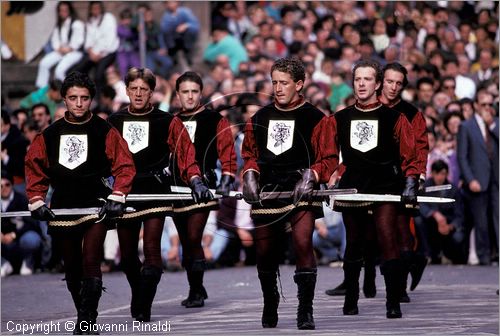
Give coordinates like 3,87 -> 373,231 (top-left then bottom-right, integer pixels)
242,170 -> 260,203
402,176 -> 418,207
98,199 -> 125,219
30,203 -> 56,221
190,176 -> 214,204
216,174 -> 234,197
292,169 -> 317,203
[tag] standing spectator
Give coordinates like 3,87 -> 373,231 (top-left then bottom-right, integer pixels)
1,172 -> 42,277
116,8 -> 140,78
457,90 -> 499,265
415,160 -> 466,264
73,1 -> 119,91
35,2 -> 84,89
203,23 -> 248,74
160,1 -> 200,66
20,79 -> 62,118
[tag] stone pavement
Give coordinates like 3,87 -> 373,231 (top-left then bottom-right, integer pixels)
1,264 -> 498,335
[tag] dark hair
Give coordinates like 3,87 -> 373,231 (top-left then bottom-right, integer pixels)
125,67 -> 156,91
383,62 -> 409,87
416,77 -> 434,89
175,71 -> 203,92
31,103 -> 51,116
352,59 -> 382,84
61,71 -> 96,98
49,79 -> 63,92
1,111 -> 11,125
88,1 -> 104,19
442,111 -> 463,133
431,159 -> 449,173
270,57 -> 305,83
56,1 -> 77,29
100,85 -> 116,100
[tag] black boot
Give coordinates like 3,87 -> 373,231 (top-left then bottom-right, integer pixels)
325,280 -> 346,296
182,259 -> 207,308
136,266 -> 162,322
410,253 -> 427,291
400,251 -> 412,303
381,259 -> 403,318
294,269 -> 316,330
258,269 -> 280,328
343,260 -> 362,315
127,273 -> 142,318
66,280 -> 82,335
78,278 -> 103,335
363,257 -> 377,298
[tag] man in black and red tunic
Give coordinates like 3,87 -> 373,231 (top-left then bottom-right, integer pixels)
379,62 -> 429,301
170,71 -> 237,308
25,71 -> 136,333
107,67 -> 213,322
241,57 -> 338,330
333,60 -> 419,319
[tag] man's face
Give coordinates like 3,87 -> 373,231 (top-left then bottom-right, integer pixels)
126,78 -> 152,111
32,106 -> 51,128
382,69 -> 405,102
353,66 -> 380,104
418,83 -> 434,103
271,70 -> 303,106
475,92 -> 495,120
1,178 -> 12,199
176,80 -> 202,112
63,86 -> 92,120
431,169 -> 448,186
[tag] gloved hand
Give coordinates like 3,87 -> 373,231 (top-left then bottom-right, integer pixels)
418,177 -> 426,193
29,201 -> 56,221
190,176 -> 214,204
242,170 -> 260,203
402,176 -> 418,207
292,169 -> 317,203
99,194 -> 126,219
216,174 -> 234,197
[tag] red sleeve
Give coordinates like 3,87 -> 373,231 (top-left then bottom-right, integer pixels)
310,115 -> 339,183
167,116 -> 201,184
216,118 -> 237,176
105,127 -> 136,195
394,114 -> 419,177
412,111 -> 429,177
25,134 -> 50,203
241,119 -> 260,176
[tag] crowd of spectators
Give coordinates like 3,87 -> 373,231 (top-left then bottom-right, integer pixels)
1,1 -> 499,277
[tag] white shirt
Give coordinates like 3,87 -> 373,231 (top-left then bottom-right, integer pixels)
84,12 -> 119,56
51,17 -> 85,51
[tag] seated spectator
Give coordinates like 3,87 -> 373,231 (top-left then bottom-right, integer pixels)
72,1 -> 119,91
1,113 -> 29,194
19,79 -> 62,118
35,2 -> 84,88
414,160 -> 466,264
203,22 -> 248,74
30,103 -> 52,132
161,0 -> 200,65
116,8 -> 140,78
1,172 -> 43,276
313,203 -> 346,265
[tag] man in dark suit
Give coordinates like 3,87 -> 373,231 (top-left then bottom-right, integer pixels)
457,90 -> 499,265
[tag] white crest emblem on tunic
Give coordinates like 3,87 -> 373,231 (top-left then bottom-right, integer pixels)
123,121 -> 149,153
267,120 -> 295,155
59,134 -> 88,169
350,120 -> 378,152
183,121 -> 197,143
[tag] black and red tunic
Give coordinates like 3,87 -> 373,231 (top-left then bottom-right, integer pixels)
389,99 -> 429,178
25,113 -> 135,230
242,101 -> 338,220
108,106 -> 202,220
171,108 -> 237,213
334,103 -> 418,208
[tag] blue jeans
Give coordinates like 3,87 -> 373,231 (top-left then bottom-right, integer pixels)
2,231 -> 42,269
312,224 -> 346,262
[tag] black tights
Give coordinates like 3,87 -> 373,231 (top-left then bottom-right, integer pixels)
343,203 -> 400,262
173,211 -> 209,266
118,217 -> 165,276
255,210 -> 316,271
59,221 -> 107,282
396,211 -> 415,252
